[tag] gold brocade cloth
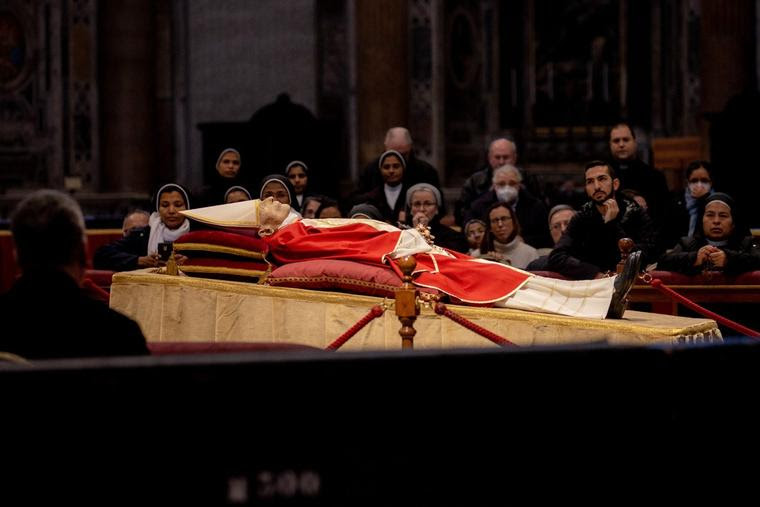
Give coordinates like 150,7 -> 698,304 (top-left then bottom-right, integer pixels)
110,270 -> 722,349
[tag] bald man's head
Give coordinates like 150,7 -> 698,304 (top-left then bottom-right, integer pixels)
488,138 -> 517,170
384,127 -> 413,159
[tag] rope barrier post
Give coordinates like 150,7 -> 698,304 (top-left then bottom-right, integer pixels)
616,237 -> 634,275
395,256 -> 419,349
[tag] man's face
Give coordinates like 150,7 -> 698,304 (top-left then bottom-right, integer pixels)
609,126 -> 637,161
123,213 -> 148,236
703,201 -> 734,241
585,165 -> 619,204
492,170 -> 520,191
217,151 -> 241,178
259,197 -> 291,230
488,140 -> 517,170
549,209 -> 575,245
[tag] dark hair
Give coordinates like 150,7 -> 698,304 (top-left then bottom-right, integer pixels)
685,160 -> 713,180
316,197 -> 341,218
154,183 -> 190,211
584,160 -> 616,179
482,202 -> 520,252
11,190 -> 86,271
301,194 -> 325,215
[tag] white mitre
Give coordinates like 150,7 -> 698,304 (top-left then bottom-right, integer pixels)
180,199 -> 301,234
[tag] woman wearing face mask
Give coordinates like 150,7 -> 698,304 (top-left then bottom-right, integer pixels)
466,165 -> 552,249
671,161 -> 716,242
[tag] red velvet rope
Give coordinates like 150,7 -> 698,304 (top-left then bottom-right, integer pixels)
434,303 -> 516,347
325,305 -> 385,351
649,278 -> 760,338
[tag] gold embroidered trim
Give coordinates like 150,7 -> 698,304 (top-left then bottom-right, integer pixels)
173,242 -> 267,260
180,266 -> 269,278
111,271 -> 721,340
267,275 -> 398,292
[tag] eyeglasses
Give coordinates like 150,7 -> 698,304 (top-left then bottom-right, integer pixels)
490,216 -> 512,225
411,201 -> 437,208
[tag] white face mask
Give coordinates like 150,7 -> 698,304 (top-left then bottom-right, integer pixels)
495,185 -> 518,204
688,181 -> 711,197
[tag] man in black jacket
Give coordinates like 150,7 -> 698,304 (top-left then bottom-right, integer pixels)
0,190 -> 148,359
548,161 -> 658,280
455,137 -> 518,226
608,122 -> 672,250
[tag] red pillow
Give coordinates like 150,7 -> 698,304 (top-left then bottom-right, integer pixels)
266,259 -> 410,298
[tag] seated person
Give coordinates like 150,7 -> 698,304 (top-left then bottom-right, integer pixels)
405,183 -> 468,253
352,150 -> 409,225
285,161 -> 311,209
94,183 -> 191,271
121,209 -> 149,237
465,164 -> 552,249
658,193 -> 760,276
259,174 -> 301,213
668,160 -> 717,244
224,186 -> 252,204
316,198 -> 343,219
182,198 -> 642,319
548,161 -> 657,280
464,219 -> 486,257
302,195 -> 325,219
349,203 -> 383,221
526,204 -> 577,271
477,202 -> 539,269
197,148 -> 244,206
0,189 -> 148,359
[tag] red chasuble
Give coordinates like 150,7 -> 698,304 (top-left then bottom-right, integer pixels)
266,220 -> 531,304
